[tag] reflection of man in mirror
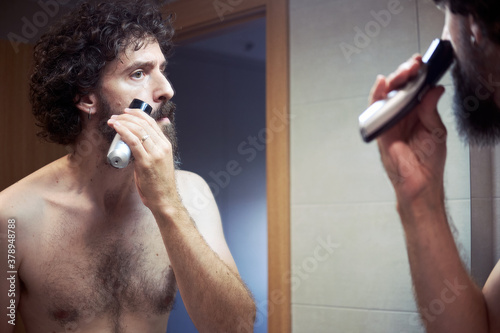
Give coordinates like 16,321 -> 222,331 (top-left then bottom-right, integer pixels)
369,0 -> 500,332
0,1 -> 256,332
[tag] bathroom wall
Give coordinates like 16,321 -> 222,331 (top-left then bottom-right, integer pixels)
289,0 -> 472,331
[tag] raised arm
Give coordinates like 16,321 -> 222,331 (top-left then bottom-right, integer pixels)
108,109 -> 256,332
371,54 -> 500,333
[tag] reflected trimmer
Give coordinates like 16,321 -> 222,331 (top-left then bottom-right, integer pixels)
358,39 -> 454,143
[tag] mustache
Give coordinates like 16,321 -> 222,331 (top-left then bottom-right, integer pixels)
151,101 -> 176,123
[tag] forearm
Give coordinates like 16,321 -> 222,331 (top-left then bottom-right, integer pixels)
153,204 -> 256,332
399,198 -> 489,333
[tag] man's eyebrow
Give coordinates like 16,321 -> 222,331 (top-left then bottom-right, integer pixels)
122,60 -> 155,74
121,59 -> 167,73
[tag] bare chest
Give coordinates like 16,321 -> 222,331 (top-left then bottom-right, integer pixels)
21,209 -> 177,329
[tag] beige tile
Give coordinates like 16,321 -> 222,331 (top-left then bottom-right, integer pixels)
291,200 -> 470,310
470,146 -> 493,199
290,0 -> 333,12
491,198 -> 500,262
292,304 -> 425,333
492,146 -> 500,198
291,97 -> 396,205
417,0 -> 445,49
291,92 -> 470,205
290,0 -> 419,105
470,198 -> 494,287
417,0 -> 453,86
291,202 -> 417,311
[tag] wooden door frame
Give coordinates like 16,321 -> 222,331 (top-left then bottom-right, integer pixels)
161,1 -> 290,332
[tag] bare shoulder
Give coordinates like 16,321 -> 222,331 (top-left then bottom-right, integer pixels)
175,170 -> 211,195
175,170 -> 238,270
0,169 -> 47,268
0,158 -> 65,232
1,177 -> 42,226
175,169 -> 220,222
484,260 -> 500,332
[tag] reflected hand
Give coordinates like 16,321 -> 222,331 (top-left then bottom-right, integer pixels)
369,54 -> 447,210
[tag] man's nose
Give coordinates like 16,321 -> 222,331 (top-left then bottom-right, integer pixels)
441,25 -> 451,41
153,72 -> 174,103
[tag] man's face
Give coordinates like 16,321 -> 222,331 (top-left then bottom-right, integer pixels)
443,9 -> 500,146
96,92 -> 179,163
95,40 -> 180,164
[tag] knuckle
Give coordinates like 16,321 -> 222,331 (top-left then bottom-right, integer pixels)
137,118 -> 149,128
157,145 -> 171,159
129,136 -> 142,148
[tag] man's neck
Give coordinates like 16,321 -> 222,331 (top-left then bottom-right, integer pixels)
64,133 -> 140,213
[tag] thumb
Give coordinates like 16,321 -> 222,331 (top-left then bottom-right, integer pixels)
418,85 -> 446,132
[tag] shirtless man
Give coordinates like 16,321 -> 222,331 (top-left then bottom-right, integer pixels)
0,1 -> 256,332
369,0 -> 500,332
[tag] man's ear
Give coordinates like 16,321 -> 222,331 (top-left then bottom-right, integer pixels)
75,93 -> 97,119
469,14 -> 483,46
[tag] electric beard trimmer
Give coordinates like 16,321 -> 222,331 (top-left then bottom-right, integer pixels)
107,99 -> 152,168
359,39 -> 454,142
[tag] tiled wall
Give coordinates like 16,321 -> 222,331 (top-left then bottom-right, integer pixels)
290,0 -> 471,332
471,144 -> 500,286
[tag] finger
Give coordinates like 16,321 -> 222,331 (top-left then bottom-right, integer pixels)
417,85 -> 446,133
107,119 -> 149,159
386,54 -> 422,92
108,112 -> 174,164
124,108 -> 165,139
109,113 -> 164,145
369,75 -> 388,105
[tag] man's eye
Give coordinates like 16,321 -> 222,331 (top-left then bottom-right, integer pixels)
132,71 -> 145,79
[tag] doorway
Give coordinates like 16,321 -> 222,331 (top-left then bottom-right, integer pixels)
163,0 -> 290,331
166,18 -> 268,332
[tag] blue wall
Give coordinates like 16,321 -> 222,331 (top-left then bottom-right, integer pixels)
165,46 -> 268,333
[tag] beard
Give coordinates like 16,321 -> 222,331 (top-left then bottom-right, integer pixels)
451,61 -> 500,146
96,95 -> 181,168
450,25 -> 500,147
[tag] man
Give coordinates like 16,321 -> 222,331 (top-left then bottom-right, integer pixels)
369,0 -> 500,332
0,1 -> 256,332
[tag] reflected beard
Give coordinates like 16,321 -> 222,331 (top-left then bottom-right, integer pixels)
451,59 -> 500,147
97,97 -> 181,167
450,22 -> 500,147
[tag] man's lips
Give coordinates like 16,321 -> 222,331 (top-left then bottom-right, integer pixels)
157,116 -> 171,125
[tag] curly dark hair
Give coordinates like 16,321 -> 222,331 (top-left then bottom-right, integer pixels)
30,0 -> 175,145
433,0 -> 500,45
